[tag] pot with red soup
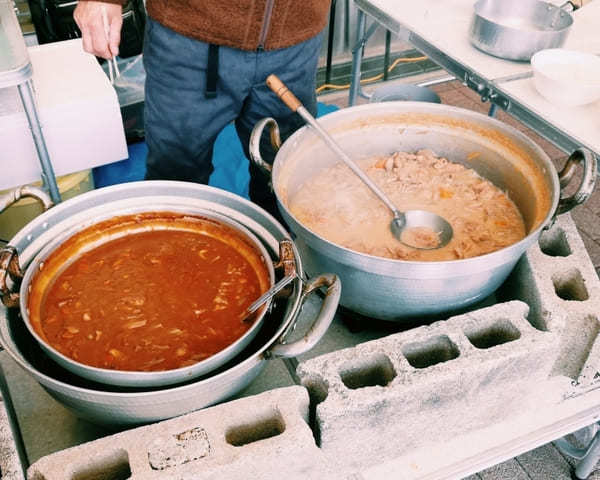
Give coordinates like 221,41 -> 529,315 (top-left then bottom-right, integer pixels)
0,181 -> 341,425
250,101 -> 596,321
18,209 -> 276,388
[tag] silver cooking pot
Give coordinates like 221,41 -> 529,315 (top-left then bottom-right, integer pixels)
250,101 -> 596,321
18,207 -> 278,388
469,0 -> 579,61
0,181 -> 341,425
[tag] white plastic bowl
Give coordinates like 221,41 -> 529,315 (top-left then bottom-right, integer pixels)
531,49 -> 600,107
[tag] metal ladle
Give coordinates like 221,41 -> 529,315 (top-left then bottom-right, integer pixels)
242,239 -> 297,322
266,74 -> 453,250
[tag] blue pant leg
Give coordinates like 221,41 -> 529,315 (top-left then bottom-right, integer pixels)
234,31 -> 324,218
143,18 -> 251,183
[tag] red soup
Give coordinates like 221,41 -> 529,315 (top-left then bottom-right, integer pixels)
27,213 -> 271,372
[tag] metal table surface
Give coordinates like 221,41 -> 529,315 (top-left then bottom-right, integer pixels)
349,0 -> 600,158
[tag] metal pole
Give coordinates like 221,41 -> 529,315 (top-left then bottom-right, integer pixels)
348,9 -> 366,106
17,79 -> 61,204
383,30 -> 391,81
325,0 -> 337,85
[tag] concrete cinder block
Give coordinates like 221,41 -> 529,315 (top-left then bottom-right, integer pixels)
517,215 -> 600,395
27,386 -> 342,480
297,300 -> 559,472
0,396 -> 25,480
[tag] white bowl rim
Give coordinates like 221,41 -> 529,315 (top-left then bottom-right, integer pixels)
531,48 -> 600,86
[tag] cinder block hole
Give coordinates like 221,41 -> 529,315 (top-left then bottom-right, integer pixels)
225,410 -> 285,447
302,376 -> 329,446
539,227 -> 571,257
402,335 -> 460,369
71,449 -> 131,480
561,315 -> 600,380
463,318 -> 521,349
303,376 -> 329,405
339,353 -> 397,389
553,269 -> 589,301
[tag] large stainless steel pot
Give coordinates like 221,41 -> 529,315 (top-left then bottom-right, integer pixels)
469,0 -> 578,61
19,208 -> 276,388
250,101 -> 596,321
0,181 -> 341,425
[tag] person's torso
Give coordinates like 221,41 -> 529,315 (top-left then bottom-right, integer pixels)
145,0 -> 331,50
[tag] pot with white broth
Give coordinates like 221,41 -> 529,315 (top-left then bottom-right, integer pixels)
250,101 -> 596,321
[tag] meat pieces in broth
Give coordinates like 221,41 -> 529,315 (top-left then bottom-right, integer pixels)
288,149 -> 526,262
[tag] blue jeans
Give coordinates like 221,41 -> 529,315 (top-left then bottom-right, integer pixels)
143,18 -> 323,217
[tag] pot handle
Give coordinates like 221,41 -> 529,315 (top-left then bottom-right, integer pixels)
0,185 -> 53,214
268,273 -> 341,358
555,148 -> 597,216
249,117 -> 282,176
0,246 -> 22,309
560,0 -> 589,11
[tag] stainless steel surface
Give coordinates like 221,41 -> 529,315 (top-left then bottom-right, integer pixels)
469,0 -> 574,61
245,238 -> 297,317
16,80 -> 61,203
15,207 -> 276,388
0,186 -> 50,309
554,148 -> 597,215
0,61 -> 31,90
263,101 -> 592,320
369,83 -> 442,103
246,273 -> 295,317
0,181 -> 341,425
0,185 -> 53,214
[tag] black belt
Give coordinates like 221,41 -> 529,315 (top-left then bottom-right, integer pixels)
205,44 -> 219,99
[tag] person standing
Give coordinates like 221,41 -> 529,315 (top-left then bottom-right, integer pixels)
74,0 -> 330,220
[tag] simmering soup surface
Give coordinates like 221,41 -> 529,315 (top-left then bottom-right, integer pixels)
37,227 -> 268,372
288,149 -> 526,261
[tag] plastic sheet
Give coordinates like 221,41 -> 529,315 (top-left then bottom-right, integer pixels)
103,54 -> 145,107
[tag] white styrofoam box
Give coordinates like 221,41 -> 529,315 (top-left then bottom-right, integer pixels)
0,39 -> 127,190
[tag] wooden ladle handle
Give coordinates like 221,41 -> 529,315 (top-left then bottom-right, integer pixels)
266,74 -> 302,112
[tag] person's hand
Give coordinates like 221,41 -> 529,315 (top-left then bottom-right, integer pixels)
74,1 -> 123,59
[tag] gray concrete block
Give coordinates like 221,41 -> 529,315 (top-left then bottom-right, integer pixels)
0,396 -> 25,480
27,386 -> 341,480
528,215 -> 600,395
297,300 -> 558,472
